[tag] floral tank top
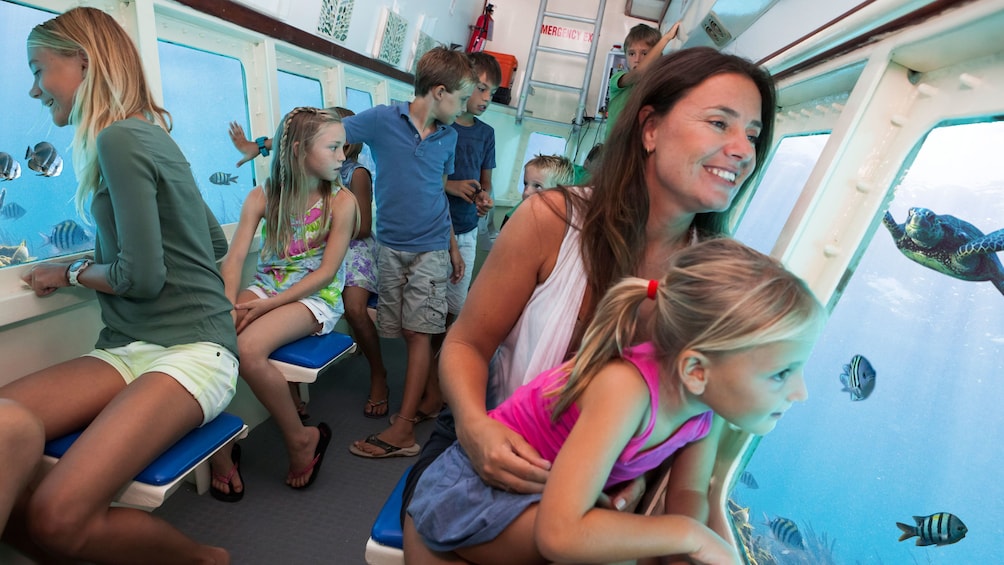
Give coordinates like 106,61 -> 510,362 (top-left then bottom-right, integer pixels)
252,196 -> 346,312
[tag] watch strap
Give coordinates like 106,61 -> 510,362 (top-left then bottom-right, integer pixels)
255,136 -> 270,157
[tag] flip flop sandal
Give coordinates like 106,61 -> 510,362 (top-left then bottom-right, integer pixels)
363,389 -> 390,419
287,423 -> 332,490
348,433 -> 421,458
210,444 -> 244,502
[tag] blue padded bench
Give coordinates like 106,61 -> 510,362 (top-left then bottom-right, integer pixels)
42,412 -> 247,510
364,467 -> 409,565
268,331 -> 357,383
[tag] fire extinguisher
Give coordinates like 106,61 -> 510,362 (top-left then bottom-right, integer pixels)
466,3 -> 495,53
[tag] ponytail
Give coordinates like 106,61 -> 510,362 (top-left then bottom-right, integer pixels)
548,277 -> 655,418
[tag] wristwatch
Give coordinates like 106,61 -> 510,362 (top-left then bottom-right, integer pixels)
66,258 -> 93,286
255,136 -> 270,157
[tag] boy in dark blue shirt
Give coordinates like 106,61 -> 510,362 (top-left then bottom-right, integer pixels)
444,52 -> 502,320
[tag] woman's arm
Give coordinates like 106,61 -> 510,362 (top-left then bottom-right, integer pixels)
220,186 -> 265,304
347,167 -> 373,239
234,189 -> 357,331
439,190 -> 569,491
536,363 -> 738,564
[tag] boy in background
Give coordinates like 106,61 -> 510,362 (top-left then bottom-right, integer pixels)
501,154 -> 574,229
605,21 -> 681,134
444,51 -> 502,325
345,47 -> 477,458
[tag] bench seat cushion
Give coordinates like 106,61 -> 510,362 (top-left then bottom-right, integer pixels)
269,331 -> 355,369
44,412 -> 245,486
371,466 -> 411,549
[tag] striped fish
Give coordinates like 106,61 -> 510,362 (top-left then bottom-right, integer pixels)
41,220 -> 91,251
0,202 -> 27,220
0,152 -> 20,181
739,470 -> 759,489
897,513 -> 968,546
26,142 -> 63,177
839,354 -> 876,401
209,172 -> 239,185
766,515 -> 804,551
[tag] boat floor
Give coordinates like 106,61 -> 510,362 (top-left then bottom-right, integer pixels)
155,336 -> 422,564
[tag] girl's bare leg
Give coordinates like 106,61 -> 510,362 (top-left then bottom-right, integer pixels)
402,514 -> 469,564
2,357 -> 228,563
226,297 -> 323,487
343,285 -> 388,416
0,400 -> 44,533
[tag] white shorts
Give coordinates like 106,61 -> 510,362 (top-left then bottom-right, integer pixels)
247,286 -> 343,335
86,341 -> 238,425
446,228 -> 478,315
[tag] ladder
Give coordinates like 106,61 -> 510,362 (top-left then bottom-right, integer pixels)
515,0 -> 607,126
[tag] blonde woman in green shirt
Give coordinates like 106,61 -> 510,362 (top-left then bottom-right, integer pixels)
6,8 -> 237,563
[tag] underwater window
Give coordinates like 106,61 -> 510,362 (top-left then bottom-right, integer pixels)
0,2 -> 87,267
343,86 -> 376,173
158,40 -> 248,225
734,133 -> 830,255
277,70 -> 323,116
733,120 -> 1004,564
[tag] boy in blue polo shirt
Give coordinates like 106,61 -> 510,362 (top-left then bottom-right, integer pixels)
346,47 -> 477,459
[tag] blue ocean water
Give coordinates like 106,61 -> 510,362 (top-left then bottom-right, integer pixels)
735,122 -> 1004,564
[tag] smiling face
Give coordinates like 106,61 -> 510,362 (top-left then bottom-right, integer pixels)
696,338 -> 814,436
302,122 -> 347,183
641,72 -> 763,216
28,46 -> 87,127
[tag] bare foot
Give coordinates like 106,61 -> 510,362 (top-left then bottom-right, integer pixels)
364,374 -> 389,418
286,426 -> 321,489
349,419 -> 417,456
209,445 -> 243,499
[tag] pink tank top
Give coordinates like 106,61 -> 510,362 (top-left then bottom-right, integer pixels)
490,342 -> 714,488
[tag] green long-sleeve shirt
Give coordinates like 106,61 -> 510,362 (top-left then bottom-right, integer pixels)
90,118 -> 237,357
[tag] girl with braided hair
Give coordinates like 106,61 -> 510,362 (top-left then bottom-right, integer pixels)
207,107 -> 358,497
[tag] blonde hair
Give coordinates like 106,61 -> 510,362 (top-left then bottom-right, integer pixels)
549,238 -> 824,417
526,154 -> 574,187
262,107 -> 343,259
28,7 -> 172,217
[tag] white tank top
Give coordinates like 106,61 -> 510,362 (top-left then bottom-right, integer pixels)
487,201 -> 586,408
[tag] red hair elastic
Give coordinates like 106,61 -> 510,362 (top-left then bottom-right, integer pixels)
647,279 -> 658,300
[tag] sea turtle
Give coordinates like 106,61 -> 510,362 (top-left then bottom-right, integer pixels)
883,207 -> 1004,296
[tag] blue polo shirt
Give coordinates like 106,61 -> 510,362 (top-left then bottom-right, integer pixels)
447,118 -> 496,235
343,103 -> 455,252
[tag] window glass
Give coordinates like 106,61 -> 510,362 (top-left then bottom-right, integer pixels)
522,132 -> 567,173
344,87 -> 376,172
158,40 -> 248,224
1,3 -> 84,266
344,87 -> 373,114
735,134 -> 829,254
738,121 -> 1004,564
277,70 -> 323,115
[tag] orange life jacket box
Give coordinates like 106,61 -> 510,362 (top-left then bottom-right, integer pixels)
484,51 -> 518,105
